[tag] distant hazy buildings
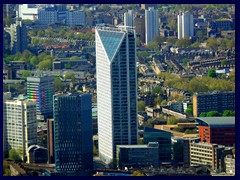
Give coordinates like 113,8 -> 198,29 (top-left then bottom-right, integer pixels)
27,76 -> 55,121
192,91 -> 235,117
66,10 -> 86,26
178,12 -> 194,39
18,4 -> 38,20
53,93 -> 93,173
145,7 -> 159,44
124,10 -> 135,27
3,93 -> 37,161
96,25 -> 138,164
38,6 -> 58,25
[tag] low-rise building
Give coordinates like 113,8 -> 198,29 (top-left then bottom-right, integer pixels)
116,142 -> 159,169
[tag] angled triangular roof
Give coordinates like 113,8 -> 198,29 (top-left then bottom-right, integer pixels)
97,30 -> 125,62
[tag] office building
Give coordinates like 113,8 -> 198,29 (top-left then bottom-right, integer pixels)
193,91 -> 235,117
47,119 -> 54,164
134,15 -> 145,43
38,6 -> 58,25
54,93 -> 93,173
145,7 -> 159,44
116,142 -> 159,169
143,127 -> 172,162
27,75 -> 54,121
66,10 -> 86,26
178,12 -> 194,39
124,10 -> 135,27
196,117 -> 235,146
3,93 -> 37,161
190,141 -> 233,171
182,138 -> 200,167
96,25 -> 138,164
18,4 -> 38,20
5,18 -> 28,54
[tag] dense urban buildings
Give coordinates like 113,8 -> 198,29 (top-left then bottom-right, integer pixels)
66,10 -> 86,26
177,12 -> 194,39
27,75 -> 55,121
3,92 -> 37,161
196,117 -> 235,146
134,15 -> 145,43
53,93 -> 93,174
38,6 -> 58,25
145,7 -> 159,44
96,25 -> 138,164
192,91 -> 235,117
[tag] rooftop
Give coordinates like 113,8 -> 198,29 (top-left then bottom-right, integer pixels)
196,117 -> 235,127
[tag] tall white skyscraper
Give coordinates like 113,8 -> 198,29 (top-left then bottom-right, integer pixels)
178,12 -> 194,39
3,93 -> 37,161
145,7 -> 159,44
124,10 -> 135,27
95,25 -> 138,164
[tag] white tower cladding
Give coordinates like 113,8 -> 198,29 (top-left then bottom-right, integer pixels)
96,25 -> 138,164
178,12 -> 194,39
145,7 -> 159,44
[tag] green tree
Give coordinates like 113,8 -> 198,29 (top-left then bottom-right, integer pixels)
145,119 -> 153,128
138,101 -> 146,112
222,110 -> 235,117
30,56 -> 39,66
147,41 -> 159,51
221,60 -> 228,66
64,73 -> 75,81
161,100 -> 168,105
99,4 -> 111,11
207,69 -> 216,78
154,96 -> 162,106
206,111 -> 222,117
38,59 -> 52,70
167,116 -> 178,125
70,56 -> 79,60
206,37 -> 219,50
21,70 -> 31,79
9,149 -> 21,161
152,87 -> 163,94
3,16 -> 14,26
37,30 -> 45,37
55,77 -> 63,91
64,62 -> 72,69
132,170 -> 145,176
136,38 -> 141,47
3,160 -> 11,176
182,58 -> 190,67
185,105 -> 193,115
175,38 -> 191,48
173,126 -> 185,132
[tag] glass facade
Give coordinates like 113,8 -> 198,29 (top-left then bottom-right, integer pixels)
96,26 -> 138,164
54,94 -> 93,172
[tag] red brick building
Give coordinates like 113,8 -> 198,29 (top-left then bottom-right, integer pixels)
196,117 -> 235,146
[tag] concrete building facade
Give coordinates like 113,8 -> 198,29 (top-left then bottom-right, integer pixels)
3,93 -> 37,161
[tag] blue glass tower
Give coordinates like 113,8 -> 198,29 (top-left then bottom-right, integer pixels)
53,93 -> 93,173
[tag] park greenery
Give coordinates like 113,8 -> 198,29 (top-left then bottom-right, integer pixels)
4,50 -> 55,70
158,72 -> 234,93
199,110 -> 235,117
